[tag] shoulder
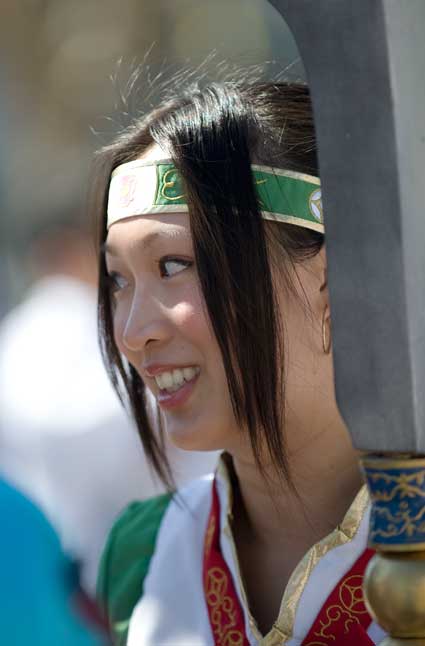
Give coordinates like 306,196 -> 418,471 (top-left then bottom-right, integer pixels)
97,492 -> 172,621
0,479 -> 102,645
142,475 -> 213,572
0,479 -> 58,550
97,477 -> 213,644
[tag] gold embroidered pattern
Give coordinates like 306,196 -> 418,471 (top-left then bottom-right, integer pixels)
161,168 -> 185,201
363,464 -> 425,546
205,516 -> 216,556
371,501 -> 425,541
303,574 -> 367,645
205,566 -> 245,646
368,470 -> 425,502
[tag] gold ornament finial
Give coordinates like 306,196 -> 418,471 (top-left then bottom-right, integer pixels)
361,455 -> 425,644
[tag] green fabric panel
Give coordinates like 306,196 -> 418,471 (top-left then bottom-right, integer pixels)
155,163 -> 186,205
97,493 -> 173,646
153,163 -> 321,227
253,169 -> 321,225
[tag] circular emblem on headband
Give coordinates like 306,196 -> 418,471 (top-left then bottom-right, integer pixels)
309,188 -> 323,222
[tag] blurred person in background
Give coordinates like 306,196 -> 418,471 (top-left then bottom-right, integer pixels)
0,208 -> 218,596
0,476 -> 110,645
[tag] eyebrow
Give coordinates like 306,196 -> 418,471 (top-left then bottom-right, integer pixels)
102,229 -> 188,257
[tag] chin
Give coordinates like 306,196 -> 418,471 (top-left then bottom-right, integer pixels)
164,418 -> 227,453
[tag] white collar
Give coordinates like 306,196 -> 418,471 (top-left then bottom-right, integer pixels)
214,454 -> 371,644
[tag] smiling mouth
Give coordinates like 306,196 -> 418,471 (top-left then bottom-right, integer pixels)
154,366 -> 200,393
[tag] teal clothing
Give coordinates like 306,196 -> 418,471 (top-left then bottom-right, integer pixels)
0,478 -> 105,646
97,493 -> 172,646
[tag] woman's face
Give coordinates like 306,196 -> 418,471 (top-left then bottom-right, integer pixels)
105,145 -> 237,452
105,145 -> 332,456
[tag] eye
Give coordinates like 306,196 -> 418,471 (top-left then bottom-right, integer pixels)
159,257 -> 193,278
106,270 -> 129,294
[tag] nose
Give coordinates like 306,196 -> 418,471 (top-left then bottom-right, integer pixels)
118,291 -> 172,355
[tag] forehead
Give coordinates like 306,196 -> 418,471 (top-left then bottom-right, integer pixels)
105,213 -> 191,257
139,143 -> 167,162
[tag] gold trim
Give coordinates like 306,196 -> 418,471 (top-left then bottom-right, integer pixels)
261,211 -> 324,233
361,456 -> 425,470
112,160 -> 321,186
110,158 -> 175,177
160,168 -> 185,201
107,205 -> 190,228
251,164 -> 321,186
272,486 -> 369,643
216,457 -> 370,645
205,515 -> 216,556
108,207 -> 325,232
368,540 -> 425,552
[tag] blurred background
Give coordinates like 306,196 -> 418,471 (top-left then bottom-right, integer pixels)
0,0 -> 303,308
0,0 -> 303,622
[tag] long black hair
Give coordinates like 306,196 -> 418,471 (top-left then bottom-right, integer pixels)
90,81 -> 323,489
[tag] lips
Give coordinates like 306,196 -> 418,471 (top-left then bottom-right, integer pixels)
142,363 -> 201,408
155,370 -> 200,410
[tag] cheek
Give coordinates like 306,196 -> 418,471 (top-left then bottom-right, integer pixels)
172,296 -> 212,348
172,287 -> 223,383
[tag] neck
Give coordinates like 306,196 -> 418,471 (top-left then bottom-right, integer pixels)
230,416 -> 362,550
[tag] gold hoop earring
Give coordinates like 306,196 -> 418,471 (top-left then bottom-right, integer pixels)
322,307 -> 332,355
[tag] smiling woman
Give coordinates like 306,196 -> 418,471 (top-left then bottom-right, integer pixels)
104,207 -> 217,441
92,82 -> 386,645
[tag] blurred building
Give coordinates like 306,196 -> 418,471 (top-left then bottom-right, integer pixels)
0,0 -> 302,308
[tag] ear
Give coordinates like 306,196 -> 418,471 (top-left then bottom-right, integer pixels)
315,246 -> 333,355
316,246 -> 330,310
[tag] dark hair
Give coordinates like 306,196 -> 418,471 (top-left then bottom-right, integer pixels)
91,81 -> 323,489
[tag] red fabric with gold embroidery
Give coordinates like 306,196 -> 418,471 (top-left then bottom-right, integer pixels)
203,479 -> 249,646
301,548 -> 375,646
203,479 -> 375,645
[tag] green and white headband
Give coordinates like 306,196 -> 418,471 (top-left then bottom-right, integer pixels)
107,159 -> 324,233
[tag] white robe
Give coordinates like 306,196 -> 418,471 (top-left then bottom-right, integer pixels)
128,459 -> 387,645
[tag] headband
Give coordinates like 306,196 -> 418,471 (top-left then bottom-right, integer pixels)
107,159 -> 324,233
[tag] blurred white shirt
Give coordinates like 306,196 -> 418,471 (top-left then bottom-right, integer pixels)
0,275 -> 218,593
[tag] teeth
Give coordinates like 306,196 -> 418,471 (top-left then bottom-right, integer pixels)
154,366 -> 199,392
156,374 -> 165,389
162,372 -> 174,389
173,369 -> 184,386
183,367 -> 197,381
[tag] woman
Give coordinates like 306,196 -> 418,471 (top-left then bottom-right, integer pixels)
95,82 -> 386,645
